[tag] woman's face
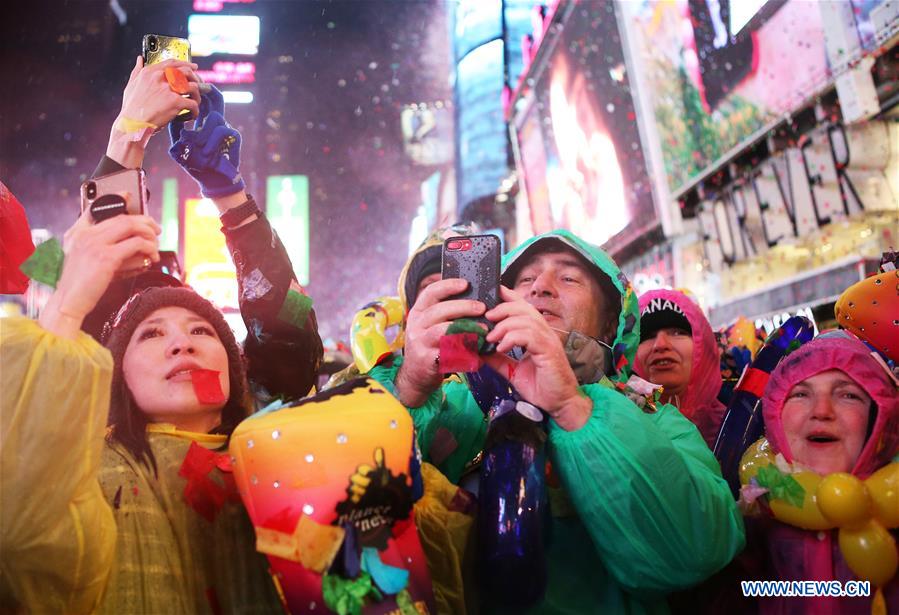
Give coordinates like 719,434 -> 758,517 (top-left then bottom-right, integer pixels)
781,369 -> 871,475
636,327 -> 694,402
122,306 -> 230,433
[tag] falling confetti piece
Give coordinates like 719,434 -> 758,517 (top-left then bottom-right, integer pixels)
277,289 -> 313,330
19,237 -> 64,288
192,369 -> 227,405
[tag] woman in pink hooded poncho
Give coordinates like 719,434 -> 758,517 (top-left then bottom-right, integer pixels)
734,332 -> 899,614
635,289 -> 726,447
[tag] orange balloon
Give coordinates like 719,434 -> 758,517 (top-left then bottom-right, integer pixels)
834,270 -> 899,363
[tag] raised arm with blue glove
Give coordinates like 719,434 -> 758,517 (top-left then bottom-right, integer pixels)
168,85 -> 246,198
167,84 -> 323,403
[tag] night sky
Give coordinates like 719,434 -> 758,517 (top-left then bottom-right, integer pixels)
0,0 -> 454,342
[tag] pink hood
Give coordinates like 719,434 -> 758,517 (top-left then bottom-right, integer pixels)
762,332 -> 899,478
748,332 -> 899,614
635,289 -> 725,447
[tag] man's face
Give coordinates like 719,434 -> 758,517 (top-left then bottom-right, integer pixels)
512,248 -> 606,343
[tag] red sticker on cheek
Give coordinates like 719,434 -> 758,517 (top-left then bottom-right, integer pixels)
191,369 -> 226,405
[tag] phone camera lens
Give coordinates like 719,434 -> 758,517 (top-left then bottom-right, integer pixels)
447,241 -> 461,250
86,182 -> 97,198
148,37 -> 158,51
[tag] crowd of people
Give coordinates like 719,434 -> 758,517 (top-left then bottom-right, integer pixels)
1,54 -> 897,615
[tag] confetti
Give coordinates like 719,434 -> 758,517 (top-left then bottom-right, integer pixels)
191,369 -> 227,405
255,514 -> 346,573
277,289 -> 313,330
242,268 -> 273,301
361,547 -> 409,595
438,332 -> 481,374
179,442 -> 234,522
19,237 -> 64,288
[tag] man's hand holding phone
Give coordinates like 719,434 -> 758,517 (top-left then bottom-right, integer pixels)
394,278 -> 486,408
106,56 -> 201,168
483,287 -> 591,431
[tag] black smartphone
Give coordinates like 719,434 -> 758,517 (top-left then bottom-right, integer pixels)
142,34 -> 192,120
442,234 -> 501,350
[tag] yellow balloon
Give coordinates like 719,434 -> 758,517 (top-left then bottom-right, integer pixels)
739,438 -> 774,485
350,296 -> 405,373
769,472 -> 832,531
838,521 -> 899,587
865,464 -> 899,528
817,473 -> 871,529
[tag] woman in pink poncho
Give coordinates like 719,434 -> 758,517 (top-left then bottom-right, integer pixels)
635,289 -> 726,447
741,332 -> 899,614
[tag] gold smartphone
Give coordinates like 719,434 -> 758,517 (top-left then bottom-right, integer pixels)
142,34 -> 191,65
142,34 -> 192,119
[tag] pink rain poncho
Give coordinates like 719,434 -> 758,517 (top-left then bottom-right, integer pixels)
635,289 -> 726,447
749,333 -> 899,614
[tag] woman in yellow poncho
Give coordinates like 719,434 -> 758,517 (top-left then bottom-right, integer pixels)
1,207 -> 283,612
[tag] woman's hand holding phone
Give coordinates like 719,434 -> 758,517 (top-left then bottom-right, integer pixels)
39,210 -> 161,339
106,56 -> 201,169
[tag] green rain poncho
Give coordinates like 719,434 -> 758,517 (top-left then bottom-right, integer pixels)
369,229 -> 744,614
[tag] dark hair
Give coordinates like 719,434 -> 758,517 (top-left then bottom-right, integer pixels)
101,287 -> 251,474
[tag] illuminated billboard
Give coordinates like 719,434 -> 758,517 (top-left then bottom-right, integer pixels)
266,175 -> 310,286
514,2 -> 657,254
184,198 -> 238,309
456,38 -> 506,212
188,15 -> 260,56
193,0 -> 255,12
160,178 -> 178,251
618,0 -> 862,195
196,61 -> 256,85
400,104 -> 452,166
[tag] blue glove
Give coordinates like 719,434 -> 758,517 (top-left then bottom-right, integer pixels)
168,86 -> 246,198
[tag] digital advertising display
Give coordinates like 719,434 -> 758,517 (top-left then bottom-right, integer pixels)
184,198 -> 239,309
188,14 -> 261,56
266,175 -> 310,286
514,1 -> 658,254
455,38 -> 507,212
196,61 -> 256,85
621,0 -> 830,195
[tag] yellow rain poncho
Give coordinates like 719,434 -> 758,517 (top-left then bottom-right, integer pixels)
0,317 -> 281,613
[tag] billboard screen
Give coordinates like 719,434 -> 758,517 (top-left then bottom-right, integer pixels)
184,198 -> 238,309
266,175 -> 310,286
514,1 -> 658,253
188,14 -> 260,56
196,61 -> 256,85
456,39 -> 507,212
620,0 -> 832,195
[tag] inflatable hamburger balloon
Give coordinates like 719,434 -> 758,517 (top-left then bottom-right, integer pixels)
230,379 -> 435,614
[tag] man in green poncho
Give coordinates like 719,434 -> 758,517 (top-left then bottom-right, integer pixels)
369,229 -> 745,613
